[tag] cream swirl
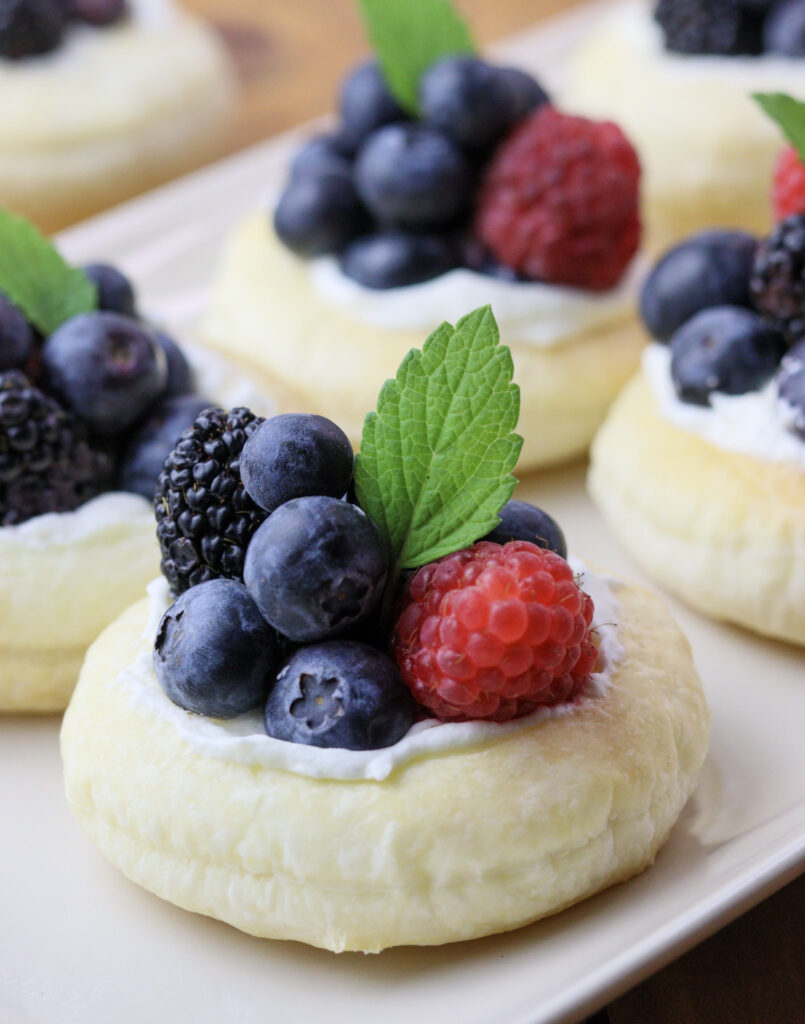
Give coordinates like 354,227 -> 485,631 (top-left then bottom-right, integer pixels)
643,343 -> 805,470
121,560 -> 624,783
308,256 -> 643,346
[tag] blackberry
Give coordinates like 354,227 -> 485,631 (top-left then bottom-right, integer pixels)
654,0 -> 763,55
0,371 -> 110,526
155,406 -> 267,596
0,0 -> 65,60
750,214 -> 805,345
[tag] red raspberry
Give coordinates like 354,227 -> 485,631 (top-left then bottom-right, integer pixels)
772,145 -> 805,222
474,107 -> 641,291
391,540 -> 599,723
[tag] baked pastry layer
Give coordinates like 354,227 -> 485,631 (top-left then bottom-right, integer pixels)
589,372 -> 805,645
566,4 -> 797,252
202,215 -> 644,471
0,494 -> 157,712
0,5 -> 235,231
61,581 -> 709,952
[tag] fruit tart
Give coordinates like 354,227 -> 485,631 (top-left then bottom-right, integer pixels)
590,167 -> 805,644
202,0 -> 645,472
0,0 -> 235,231
567,0 -> 805,251
0,209 -> 270,711
62,306 -> 709,954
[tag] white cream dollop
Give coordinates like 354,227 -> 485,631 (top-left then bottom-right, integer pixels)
122,559 -> 624,783
308,256 -> 643,347
643,342 -> 805,470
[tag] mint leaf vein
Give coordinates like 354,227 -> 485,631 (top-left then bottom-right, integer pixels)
0,208 -> 97,336
357,0 -> 476,114
354,305 -> 522,571
753,92 -> 805,165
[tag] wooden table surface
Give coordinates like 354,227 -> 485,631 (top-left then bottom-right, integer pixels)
180,1 -> 804,1021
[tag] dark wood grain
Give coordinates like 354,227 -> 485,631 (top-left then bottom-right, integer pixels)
182,3 -> 804,1022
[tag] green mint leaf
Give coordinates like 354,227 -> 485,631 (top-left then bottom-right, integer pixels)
354,305 -> 522,571
357,0 -> 475,114
753,92 -> 805,164
0,208 -> 97,335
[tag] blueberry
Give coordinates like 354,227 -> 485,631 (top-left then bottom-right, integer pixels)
119,394 -> 212,499
42,312 -> 167,434
340,231 -> 458,289
778,340 -> 805,439
83,263 -> 137,317
498,66 -> 550,122
0,293 -> 34,371
264,641 -> 415,750
154,330 -> 195,397
338,60 -> 407,151
764,0 -> 805,54
241,413 -> 353,513
153,579 -> 279,718
0,0 -> 64,60
244,495 -> 388,643
274,170 -> 369,257
483,500 -> 567,559
291,133 -> 353,179
354,123 -> 472,229
67,0 -> 127,26
670,306 -> 787,405
640,230 -> 758,342
460,236 -> 525,281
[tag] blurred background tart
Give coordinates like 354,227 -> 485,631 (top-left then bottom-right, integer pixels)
567,0 -> 805,252
0,0 -> 235,231
203,37 -> 647,473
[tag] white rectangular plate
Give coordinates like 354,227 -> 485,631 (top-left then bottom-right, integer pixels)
1,5 -> 804,1023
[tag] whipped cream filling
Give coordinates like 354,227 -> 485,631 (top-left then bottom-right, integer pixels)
621,1 -> 805,82
308,255 -> 643,347
121,559 -> 624,783
0,339 -> 275,553
643,343 -> 805,470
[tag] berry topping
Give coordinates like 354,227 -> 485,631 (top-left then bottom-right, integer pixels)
155,407 -> 267,595
338,60 -> 407,151
0,292 -> 34,372
273,169 -> 369,257
419,55 -> 537,151
66,0 -> 127,26
772,146 -> 805,222
154,579 -> 279,719
82,263 -> 136,317
42,312 -> 167,435
290,133 -> 353,180
482,500 -> 567,559
653,0 -> 763,55
640,230 -> 757,342
340,230 -> 458,289
750,214 -> 805,344
264,641 -> 415,750
154,329 -> 196,398
475,107 -> 641,291
241,413 -> 354,513
244,496 -> 388,643
0,370 -> 110,525
0,0 -> 64,60
354,123 -> 472,229
670,306 -> 787,405
497,66 -> 550,123
778,339 -> 805,439
764,0 -> 805,55
119,394 -> 212,500
392,541 -> 597,723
